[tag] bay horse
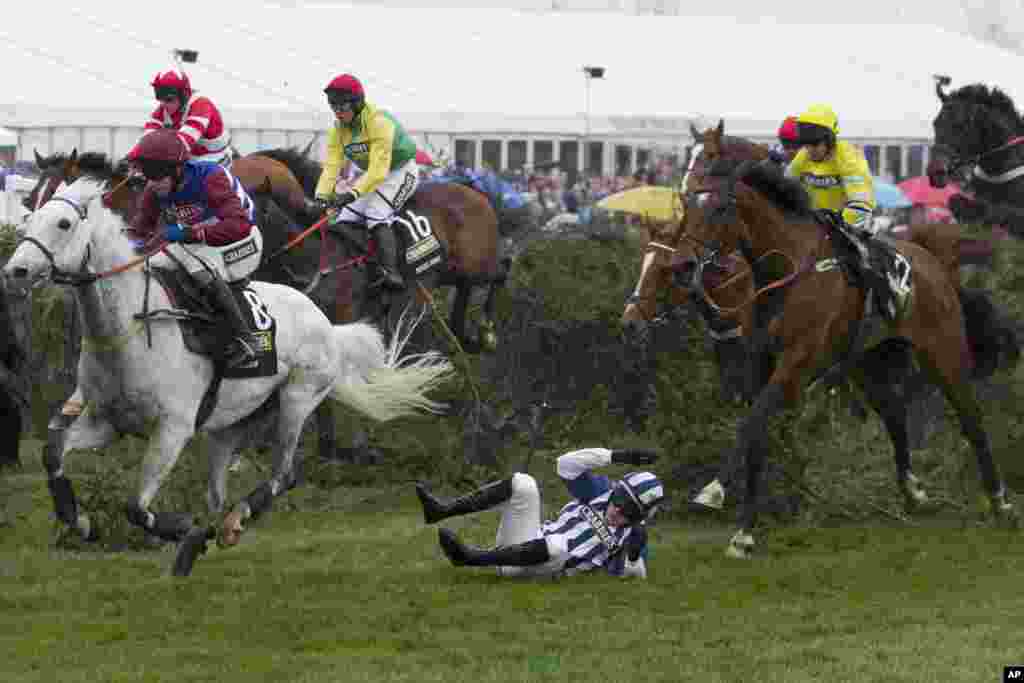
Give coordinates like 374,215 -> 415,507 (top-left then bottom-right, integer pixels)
5,172 -> 453,576
241,148 -> 507,462
684,157 -> 1020,558
930,78 -> 1024,231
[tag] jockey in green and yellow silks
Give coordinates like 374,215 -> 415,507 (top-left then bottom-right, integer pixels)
314,73 -> 419,290
785,104 -> 876,233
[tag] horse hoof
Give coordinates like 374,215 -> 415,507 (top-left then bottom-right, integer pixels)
173,526 -> 212,577
77,514 -> 99,542
218,510 -> 245,548
725,529 -> 755,559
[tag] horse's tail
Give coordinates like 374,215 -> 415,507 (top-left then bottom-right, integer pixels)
959,287 -> 1021,379
328,308 -> 453,422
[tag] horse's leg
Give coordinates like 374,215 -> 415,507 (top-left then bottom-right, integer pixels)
44,410 -> 116,541
220,393 -> 315,547
724,378 -> 794,558
477,266 -> 508,353
915,341 -> 1015,524
0,390 -> 22,468
448,278 -> 480,353
852,344 -> 926,512
206,427 -> 250,515
314,401 -> 341,462
123,420 -> 196,543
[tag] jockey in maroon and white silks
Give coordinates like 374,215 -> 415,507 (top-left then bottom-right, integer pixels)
133,68 -> 232,167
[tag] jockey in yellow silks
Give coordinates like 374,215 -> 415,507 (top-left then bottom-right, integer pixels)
314,73 -> 419,290
787,104 -> 907,320
785,104 -> 876,234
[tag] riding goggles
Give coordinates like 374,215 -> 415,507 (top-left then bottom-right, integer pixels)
154,87 -> 181,102
797,122 -> 831,146
327,95 -> 359,112
138,160 -> 179,181
609,485 -> 645,524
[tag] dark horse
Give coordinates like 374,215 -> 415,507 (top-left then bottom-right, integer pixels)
930,78 -> 1024,232
0,275 -> 28,468
237,148 -> 508,462
684,158 -> 1020,557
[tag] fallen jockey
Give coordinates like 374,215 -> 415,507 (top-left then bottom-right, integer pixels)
416,447 -> 664,579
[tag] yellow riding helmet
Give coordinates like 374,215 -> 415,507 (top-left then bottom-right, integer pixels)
798,104 -> 839,136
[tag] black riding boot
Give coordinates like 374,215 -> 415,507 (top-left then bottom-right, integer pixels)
438,528 -> 551,567
203,276 -> 257,368
371,222 -> 406,291
415,477 -> 513,524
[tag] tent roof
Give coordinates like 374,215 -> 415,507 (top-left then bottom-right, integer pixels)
3,2 -> 1023,139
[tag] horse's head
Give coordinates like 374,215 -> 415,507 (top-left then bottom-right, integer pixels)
685,120 -> 770,207
23,148 -> 83,214
101,160 -> 147,223
5,175 -> 107,285
931,82 -> 1023,185
621,212 -> 688,337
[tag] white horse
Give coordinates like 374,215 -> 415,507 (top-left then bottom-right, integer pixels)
3,175 -> 453,575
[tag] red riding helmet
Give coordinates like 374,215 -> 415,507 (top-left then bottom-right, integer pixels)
127,129 -> 188,164
324,73 -> 364,99
777,116 -> 800,144
151,68 -> 192,102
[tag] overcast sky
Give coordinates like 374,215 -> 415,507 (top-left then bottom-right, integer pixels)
296,0 -> 1024,52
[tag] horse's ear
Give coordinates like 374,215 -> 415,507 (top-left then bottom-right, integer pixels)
34,148 -> 44,168
300,136 -> 315,158
689,123 -> 700,140
715,119 -> 724,137
69,148 -> 78,164
258,175 -> 273,194
934,74 -> 951,103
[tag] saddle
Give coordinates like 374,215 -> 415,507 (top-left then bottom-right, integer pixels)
813,209 -> 911,322
330,197 -> 449,284
138,266 -> 278,380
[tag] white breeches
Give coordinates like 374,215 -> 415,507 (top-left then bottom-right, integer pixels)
495,473 -> 567,578
336,159 -> 419,226
154,226 -> 263,283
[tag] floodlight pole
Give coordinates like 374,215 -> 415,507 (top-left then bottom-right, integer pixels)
582,66 -> 604,178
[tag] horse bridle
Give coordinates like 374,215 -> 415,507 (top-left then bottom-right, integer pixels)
937,103 -> 1024,181
17,194 -> 96,286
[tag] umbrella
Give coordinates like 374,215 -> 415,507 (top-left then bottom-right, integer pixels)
897,175 -> 961,208
596,185 -> 684,223
415,149 -> 433,166
873,178 -> 912,209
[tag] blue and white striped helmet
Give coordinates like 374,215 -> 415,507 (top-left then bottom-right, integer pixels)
611,471 -> 665,523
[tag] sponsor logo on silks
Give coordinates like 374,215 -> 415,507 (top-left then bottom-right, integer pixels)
345,142 -> 369,157
578,503 -> 622,555
393,173 -> 416,208
223,238 -> 258,265
172,203 -> 204,224
801,173 -> 841,188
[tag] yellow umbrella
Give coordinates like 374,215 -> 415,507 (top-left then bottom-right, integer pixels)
596,185 -> 684,223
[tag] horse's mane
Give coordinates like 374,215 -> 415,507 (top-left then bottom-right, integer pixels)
948,83 -> 1024,130
719,135 -> 768,161
75,152 -> 121,183
738,162 -> 813,217
256,147 -> 322,197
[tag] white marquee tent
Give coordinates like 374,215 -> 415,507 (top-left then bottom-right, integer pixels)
3,1 -> 1024,164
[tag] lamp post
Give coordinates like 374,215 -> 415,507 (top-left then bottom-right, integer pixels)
173,49 -> 199,65
582,66 -> 605,179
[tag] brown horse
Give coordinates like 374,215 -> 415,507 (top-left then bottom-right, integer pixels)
240,147 -> 507,462
683,156 -> 1020,558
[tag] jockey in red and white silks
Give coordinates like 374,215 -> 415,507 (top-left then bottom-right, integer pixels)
132,68 -> 232,167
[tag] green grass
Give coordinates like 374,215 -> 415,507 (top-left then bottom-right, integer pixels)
2,440 -> 1023,683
